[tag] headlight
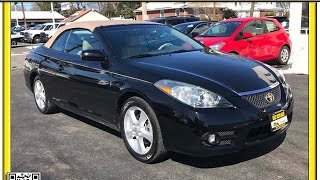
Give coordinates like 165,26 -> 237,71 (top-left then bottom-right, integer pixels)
264,64 -> 286,83
155,80 -> 233,108
209,42 -> 225,51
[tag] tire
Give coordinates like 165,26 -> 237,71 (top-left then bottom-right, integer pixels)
120,97 -> 167,163
33,76 -> 58,114
277,46 -> 290,65
11,40 -> 17,46
33,35 -> 41,44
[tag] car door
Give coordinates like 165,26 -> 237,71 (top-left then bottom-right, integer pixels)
235,20 -> 264,60
39,30 -> 71,106
261,20 -> 282,60
58,29 -> 116,124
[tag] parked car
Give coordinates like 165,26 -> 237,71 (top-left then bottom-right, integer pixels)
21,23 -> 65,43
11,32 -> 24,45
268,16 -> 289,29
39,23 -> 66,42
174,21 -> 217,38
195,17 -> 292,65
24,21 -> 293,163
27,24 -> 37,30
269,16 -> 309,31
150,16 -> 200,26
11,25 -> 26,33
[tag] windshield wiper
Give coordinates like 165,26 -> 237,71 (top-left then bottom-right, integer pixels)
126,53 -> 156,59
170,49 -> 202,54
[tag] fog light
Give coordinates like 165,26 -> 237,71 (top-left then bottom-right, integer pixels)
208,134 -> 217,144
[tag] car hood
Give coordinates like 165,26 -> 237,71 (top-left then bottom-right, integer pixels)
195,36 -> 229,47
130,51 -> 278,94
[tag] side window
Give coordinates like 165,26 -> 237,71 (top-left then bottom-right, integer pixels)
58,24 -> 65,28
242,20 -> 263,36
65,29 -> 103,56
44,25 -> 52,31
51,30 -> 71,52
167,19 -> 179,26
191,23 -> 208,34
264,20 -> 279,33
185,18 -> 197,22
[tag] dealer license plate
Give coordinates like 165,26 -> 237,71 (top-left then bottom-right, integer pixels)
270,110 -> 288,132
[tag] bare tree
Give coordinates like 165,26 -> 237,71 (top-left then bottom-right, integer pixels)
141,2 -> 147,20
11,2 -> 22,11
249,2 -> 255,17
212,2 -> 216,20
192,2 -> 214,20
21,2 -> 27,27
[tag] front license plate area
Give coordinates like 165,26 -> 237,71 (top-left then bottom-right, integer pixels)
270,110 -> 288,132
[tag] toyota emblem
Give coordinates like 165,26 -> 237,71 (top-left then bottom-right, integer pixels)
265,93 -> 275,103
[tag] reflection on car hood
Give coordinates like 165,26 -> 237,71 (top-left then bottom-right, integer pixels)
195,37 -> 229,47
132,51 -> 278,94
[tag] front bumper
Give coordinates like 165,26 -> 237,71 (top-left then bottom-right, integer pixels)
23,34 -> 33,43
151,86 -> 294,157
40,33 -> 49,43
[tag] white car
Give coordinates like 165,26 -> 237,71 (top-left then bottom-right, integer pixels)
21,23 -> 65,43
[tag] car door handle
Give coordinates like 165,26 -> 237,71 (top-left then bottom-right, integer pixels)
58,64 -> 64,71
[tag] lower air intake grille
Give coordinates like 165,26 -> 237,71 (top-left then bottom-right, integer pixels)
217,131 -> 234,136
219,140 -> 232,146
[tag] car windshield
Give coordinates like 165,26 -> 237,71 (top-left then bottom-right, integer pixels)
174,23 -> 196,34
200,21 -> 242,37
102,24 -> 204,58
34,24 -> 45,30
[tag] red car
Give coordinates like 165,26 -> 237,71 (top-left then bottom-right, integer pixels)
195,17 -> 292,64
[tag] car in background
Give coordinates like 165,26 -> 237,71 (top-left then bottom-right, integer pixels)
270,16 -> 309,33
150,16 -> 200,26
11,25 -> 26,33
40,23 -> 66,42
268,16 -> 289,29
21,23 -> 65,43
11,31 -> 24,45
195,17 -> 292,65
27,24 -> 37,30
174,21 -> 217,38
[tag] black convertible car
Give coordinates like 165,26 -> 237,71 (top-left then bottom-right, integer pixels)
24,21 -> 294,163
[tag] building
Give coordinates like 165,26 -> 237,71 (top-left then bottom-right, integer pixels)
62,9 -> 109,24
134,2 -> 224,21
11,11 -> 65,27
134,2 -> 285,21
218,2 -> 285,17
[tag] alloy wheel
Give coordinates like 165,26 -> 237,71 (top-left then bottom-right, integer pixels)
34,80 -> 46,110
280,48 -> 289,62
123,106 -> 153,155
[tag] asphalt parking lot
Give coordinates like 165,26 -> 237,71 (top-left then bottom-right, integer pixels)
11,46 -> 308,180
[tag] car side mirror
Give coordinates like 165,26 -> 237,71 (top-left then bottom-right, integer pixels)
190,31 -> 199,38
243,32 -> 253,39
81,50 -> 106,61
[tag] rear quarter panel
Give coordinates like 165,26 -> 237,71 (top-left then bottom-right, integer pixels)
268,20 -> 292,59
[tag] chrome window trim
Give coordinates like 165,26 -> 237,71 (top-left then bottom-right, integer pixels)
239,82 -> 280,96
